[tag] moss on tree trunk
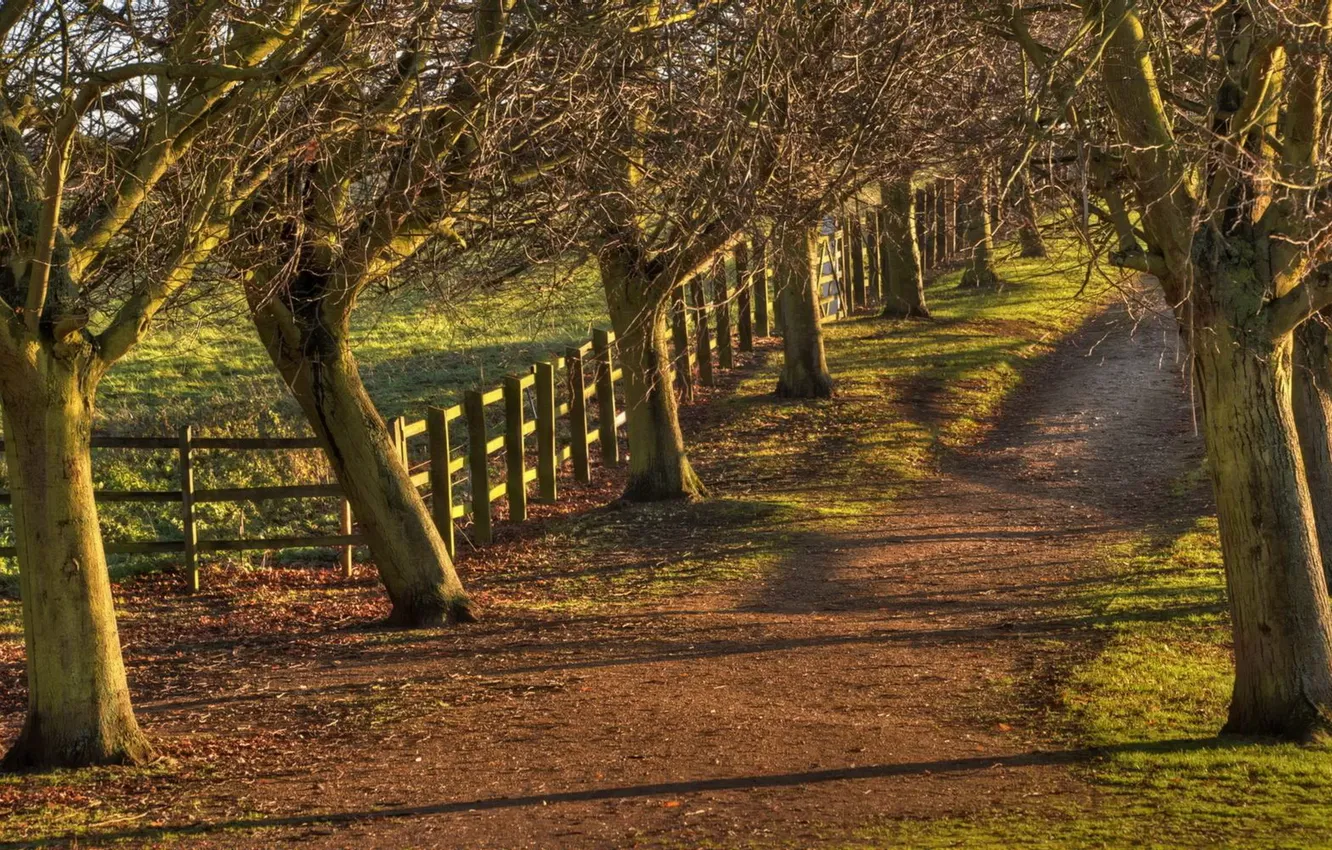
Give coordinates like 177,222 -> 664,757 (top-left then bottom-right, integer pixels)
774,223 -> 834,399
1196,320 -> 1332,740
600,248 -> 705,501
0,346 -> 151,770
878,179 -> 930,319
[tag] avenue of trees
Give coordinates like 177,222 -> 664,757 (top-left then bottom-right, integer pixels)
3,0 -> 1332,769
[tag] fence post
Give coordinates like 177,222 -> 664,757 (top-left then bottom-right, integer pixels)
752,238 -> 770,337
339,499 -> 354,577
838,222 -> 852,308
179,426 -> 198,592
670,287 -> 694,402
932,185 -> 943,267
427,406 -> 456,559
917,187 -> 930,270
566,346 -> 592,483
503,374 -> 528,523
591,329 -> 620,466
850,213 -> 867,310
534,361 -> 558,503
915,188 -> 929,272
934,183 -> 948,262
464,390 -> 493,545
946,179 -> 959,257
865,211 -> 881,302
735,242 -> 753,353
390,416 -> 407,468
713,259 -> 733,369
690,276 -> 714,386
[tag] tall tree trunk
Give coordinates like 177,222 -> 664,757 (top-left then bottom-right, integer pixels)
1017,172 -> 1047,259
1294,317 -> 1332,585
1195,318 -> 1332,740
600,249 -> 704,501
0,345 -> 151,770
960,176 -> 999,288
879,179 -> 930,319
250,292 -> 473,628
775,223 -> 834,399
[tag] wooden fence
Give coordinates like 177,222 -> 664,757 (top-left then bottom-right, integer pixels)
0,327 -> 630,591
0,206 -> 953,588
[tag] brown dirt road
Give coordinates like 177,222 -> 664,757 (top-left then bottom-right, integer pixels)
5,299 -> 1203,849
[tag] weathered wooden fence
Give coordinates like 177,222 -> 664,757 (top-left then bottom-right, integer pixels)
0,201 -> 955,588
0,328 -> 634,591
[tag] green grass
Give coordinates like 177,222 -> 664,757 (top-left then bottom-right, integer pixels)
845,517 -> 1332,849
525,236 -> 1110,612
101,272 -> 607,432
0,269 -> 608,575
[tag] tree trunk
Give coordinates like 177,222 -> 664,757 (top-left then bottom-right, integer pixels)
916,188 -> 933,270
879,179 -> 930,319
1194,320 -> 1332,739
1294,317 -> 1332,585
600,250 -> 704,501
0,345 -> 151,770
960,176 -> 999,288
1018,172 -> 1047,259
669,287 -> 694,402
1103,185 -> 1143,259
774,223 -> 834,399
848,214 -> 867,310
250,293 -> 472,628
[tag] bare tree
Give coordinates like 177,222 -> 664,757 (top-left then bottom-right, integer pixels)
0,0 -> 366,768
1013,0 -> 1332,739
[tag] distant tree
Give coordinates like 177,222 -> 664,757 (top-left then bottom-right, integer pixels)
959,171 -> 1000,287
774,217 -> 836,397
878,177 -> 930,318
763,0 -> 958,397
580,2 -> 758,500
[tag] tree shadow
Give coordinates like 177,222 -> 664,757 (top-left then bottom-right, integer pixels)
0,737 -> 1237,849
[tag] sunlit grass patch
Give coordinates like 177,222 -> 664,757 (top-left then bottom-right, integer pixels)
849,516 -> 1332,850
545,238 -> 1110,612
0,762 -> 188,845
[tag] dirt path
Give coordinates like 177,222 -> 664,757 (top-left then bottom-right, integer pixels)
55,300 -> 1201,849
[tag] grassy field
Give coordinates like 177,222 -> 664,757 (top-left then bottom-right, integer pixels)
0,270 -> 608,572
99,272 -> 607,433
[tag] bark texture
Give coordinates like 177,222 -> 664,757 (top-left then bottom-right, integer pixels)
774,223 -> 834,399
600,247 -> 705,501
1017,173 -> 1047,258
878,179 -> 930,319
960,177 -> 999,288
1195,320 -> 1332,740
250,276 -> 473,628
1294,318 -> 1332,586
0,342 -> 152,770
